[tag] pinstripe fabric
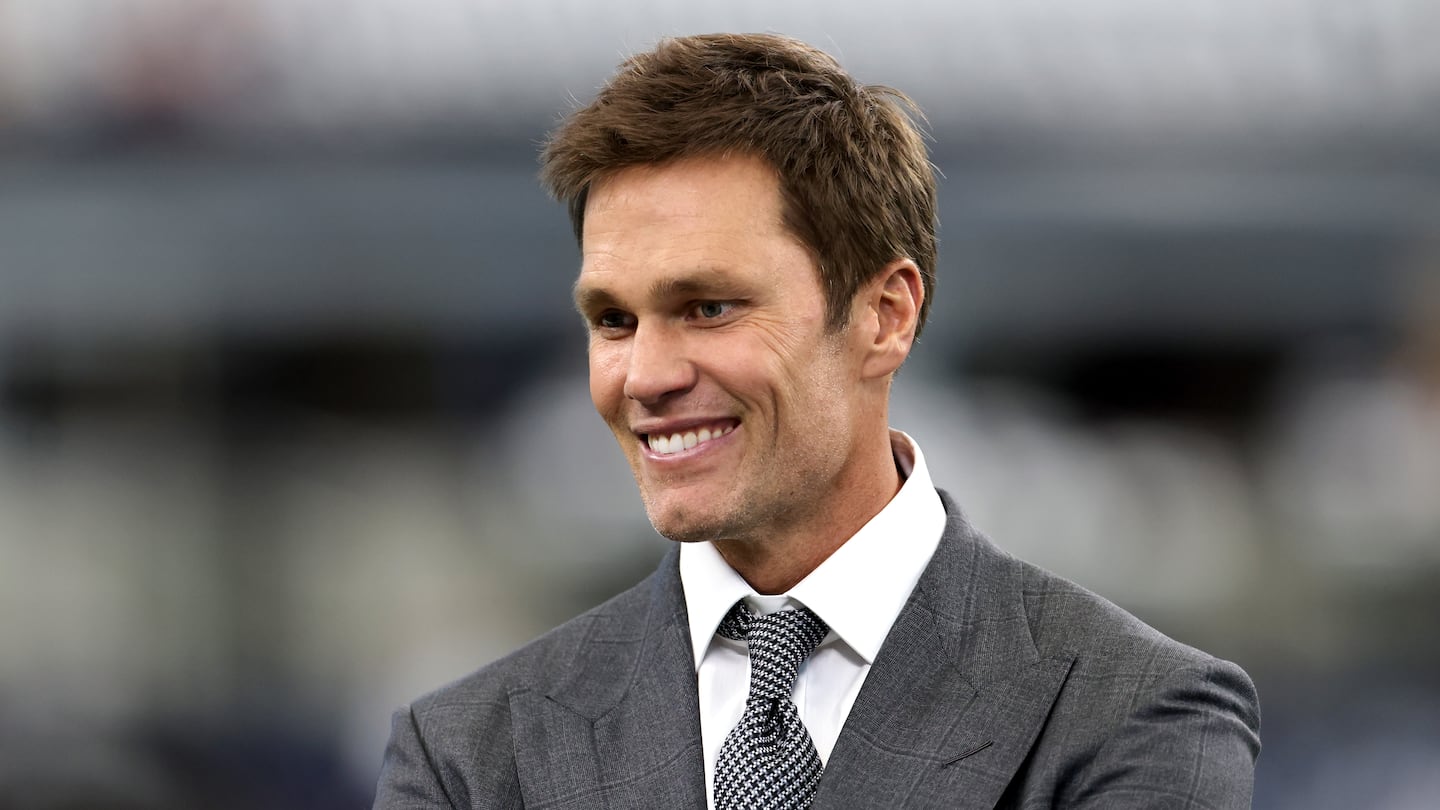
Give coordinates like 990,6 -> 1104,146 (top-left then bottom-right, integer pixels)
713,602 -> 829,810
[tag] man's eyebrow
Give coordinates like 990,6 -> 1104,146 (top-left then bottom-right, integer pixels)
572,283 -> 618,315
646,268 -> 739,301
573,268 -> 741,314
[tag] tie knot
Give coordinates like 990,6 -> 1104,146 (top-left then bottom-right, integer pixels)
717,602 -> 829,701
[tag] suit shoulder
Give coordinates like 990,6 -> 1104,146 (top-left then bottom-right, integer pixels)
937,491 -> 1234,678
992,546 -> 1261,801
1010,552 -> 1224,674
407,568 -> 657,727
374,564 -> 670,809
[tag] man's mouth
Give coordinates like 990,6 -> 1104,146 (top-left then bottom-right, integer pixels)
644,423 -> 736,456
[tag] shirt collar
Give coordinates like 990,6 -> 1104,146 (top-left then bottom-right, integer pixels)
680,429 -> 946,668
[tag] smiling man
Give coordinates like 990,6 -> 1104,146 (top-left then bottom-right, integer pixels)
374,34 -> 1260,810
575,154 -> 914,595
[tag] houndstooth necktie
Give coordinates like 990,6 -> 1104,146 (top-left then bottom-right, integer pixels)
713,601 -> 830,810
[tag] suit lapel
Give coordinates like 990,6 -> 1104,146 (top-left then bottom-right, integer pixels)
815,493 -> 1074,809
506,493 -> 1070,808
511,548 -> 708,809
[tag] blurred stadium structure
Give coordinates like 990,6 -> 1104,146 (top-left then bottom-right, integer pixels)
2,1 -> 1439,807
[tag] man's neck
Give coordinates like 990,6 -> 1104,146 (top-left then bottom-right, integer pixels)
712,437 -> 903,594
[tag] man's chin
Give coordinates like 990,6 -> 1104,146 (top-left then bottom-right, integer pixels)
642,502 -> 734,545
646,517 -> 722,545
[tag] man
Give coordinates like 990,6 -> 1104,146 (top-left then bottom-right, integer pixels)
375,33 -> 1260,809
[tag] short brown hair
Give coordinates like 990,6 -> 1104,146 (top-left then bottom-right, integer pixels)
540,33 -> 938,336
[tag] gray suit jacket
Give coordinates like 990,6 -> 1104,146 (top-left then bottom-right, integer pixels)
374,492 -> 1260,809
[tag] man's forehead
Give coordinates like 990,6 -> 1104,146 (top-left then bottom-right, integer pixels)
583,156 -> 782,224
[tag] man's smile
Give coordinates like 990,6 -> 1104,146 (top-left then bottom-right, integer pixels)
637,420 -> 740,457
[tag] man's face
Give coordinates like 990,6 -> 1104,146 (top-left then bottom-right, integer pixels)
574,155 -> 871,546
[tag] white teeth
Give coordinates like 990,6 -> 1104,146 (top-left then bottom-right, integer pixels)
646,425 -> 733,455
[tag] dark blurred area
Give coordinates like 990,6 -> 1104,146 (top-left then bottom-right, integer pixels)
2,2 -> 1439,808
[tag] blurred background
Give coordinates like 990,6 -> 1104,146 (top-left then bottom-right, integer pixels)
2,0 -> 1439,807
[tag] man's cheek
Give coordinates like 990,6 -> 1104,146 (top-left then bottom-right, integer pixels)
588,355 -> 624,412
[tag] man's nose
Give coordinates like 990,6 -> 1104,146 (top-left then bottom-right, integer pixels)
623,322 -> 696,404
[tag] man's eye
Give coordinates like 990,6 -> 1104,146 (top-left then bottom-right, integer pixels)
595,311 -> 633,330
695,301 -> 731,319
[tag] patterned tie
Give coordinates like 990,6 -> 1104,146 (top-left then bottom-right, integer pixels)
713,601 -> 830,810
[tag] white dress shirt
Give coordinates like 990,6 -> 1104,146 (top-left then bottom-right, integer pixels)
679,429 -> 947,809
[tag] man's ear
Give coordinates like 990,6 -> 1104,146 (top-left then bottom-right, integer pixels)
858,258 -> 923,380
